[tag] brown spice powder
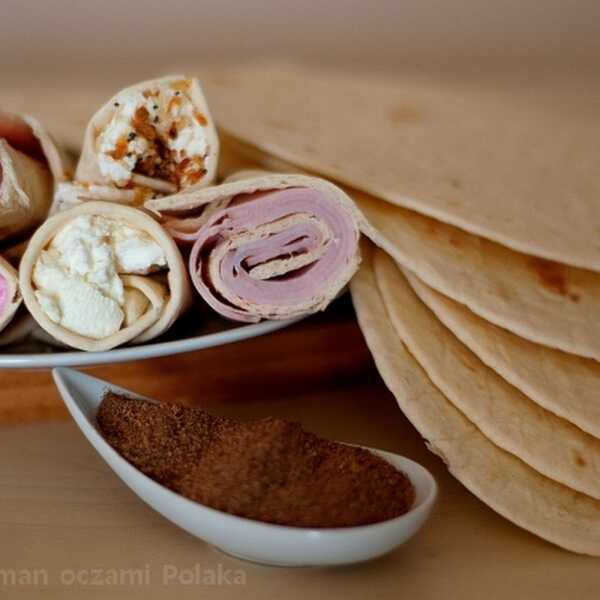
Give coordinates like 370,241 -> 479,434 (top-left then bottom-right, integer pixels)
97,393 -> 415,528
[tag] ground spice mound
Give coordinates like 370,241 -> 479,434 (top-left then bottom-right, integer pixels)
97,393 -> 415,527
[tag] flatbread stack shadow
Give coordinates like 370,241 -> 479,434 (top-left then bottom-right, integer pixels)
201,62 -> 600,555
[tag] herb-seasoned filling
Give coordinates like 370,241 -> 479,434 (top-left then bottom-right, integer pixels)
96,80 -> 210,191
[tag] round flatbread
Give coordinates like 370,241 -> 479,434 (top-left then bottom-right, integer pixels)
373,249 -> 600,500
405,273 -> 600,439
350,242 -> 600,556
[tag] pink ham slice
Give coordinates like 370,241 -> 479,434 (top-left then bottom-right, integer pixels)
167,187 -> 360,322
0,255 -> 20,333
0,273 -> 7,317
0,112 -> 45,163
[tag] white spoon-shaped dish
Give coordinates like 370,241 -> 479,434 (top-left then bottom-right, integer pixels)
52,367 -> 437,567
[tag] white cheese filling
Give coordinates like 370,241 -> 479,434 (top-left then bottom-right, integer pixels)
96,81 -> 209,189
33,215 -> 167,339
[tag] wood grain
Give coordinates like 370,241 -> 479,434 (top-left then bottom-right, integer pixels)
0,299 -> 372,423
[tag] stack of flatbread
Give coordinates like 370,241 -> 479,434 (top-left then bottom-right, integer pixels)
201,63 -> 600,555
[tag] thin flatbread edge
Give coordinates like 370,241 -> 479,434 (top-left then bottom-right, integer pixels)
404,271 -> 600,440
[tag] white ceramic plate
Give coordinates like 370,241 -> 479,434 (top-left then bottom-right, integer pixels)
53,367 -> 437,567
0,304 -> 302,369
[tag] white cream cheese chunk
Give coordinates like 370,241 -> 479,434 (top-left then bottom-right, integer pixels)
96,81 -> 209,189
33,215 -> 166,340
34,259 -> 124,339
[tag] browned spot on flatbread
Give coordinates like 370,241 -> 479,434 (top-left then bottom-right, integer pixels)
389,105 -> 425,124
458,352 -> 477,373
529,257 -> 578,300
425,216 -> 462,248
265,118 -> 297,132
448,177 -> 463,190
448,233 -> 463,248
495,284 -> 512,302
424,216 -> 440,236
446,198 -> 463,209
574,453 -> 587,467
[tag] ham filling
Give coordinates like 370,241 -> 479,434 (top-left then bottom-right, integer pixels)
168,187 -> 359,322
0,112 -> 45,163
0,274 -> 7,316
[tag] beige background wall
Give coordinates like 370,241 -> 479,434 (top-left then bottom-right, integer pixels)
1,0 -> 599,75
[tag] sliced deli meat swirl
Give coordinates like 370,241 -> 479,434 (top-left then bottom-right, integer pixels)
0,255 -> 20,334
148,172 -> 362,322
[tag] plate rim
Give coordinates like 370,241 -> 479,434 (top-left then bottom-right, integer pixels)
0,317 -> 303,369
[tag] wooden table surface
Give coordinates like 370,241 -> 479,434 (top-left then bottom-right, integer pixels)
0,300 -> 598,599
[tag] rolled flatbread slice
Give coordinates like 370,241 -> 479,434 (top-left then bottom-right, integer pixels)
351,242 -> 600,556
374,249 -> 600,500
148,171 -> 362,322
0,113 -> 67,240
19,201 -> 191,351
23,115 -> 72,184
57,76 -> 219,211
0,255 -> 20,333
405,273 -> 600,440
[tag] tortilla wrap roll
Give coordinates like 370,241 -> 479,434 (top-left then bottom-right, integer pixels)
0,255 -> 20,334
147,171 -> 362,322
0,113 -> 70,240
19,201 -> 191,351
54,76 -> 219,212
